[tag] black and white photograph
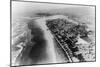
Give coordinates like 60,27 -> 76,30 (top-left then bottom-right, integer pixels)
11,1 -> 96,66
